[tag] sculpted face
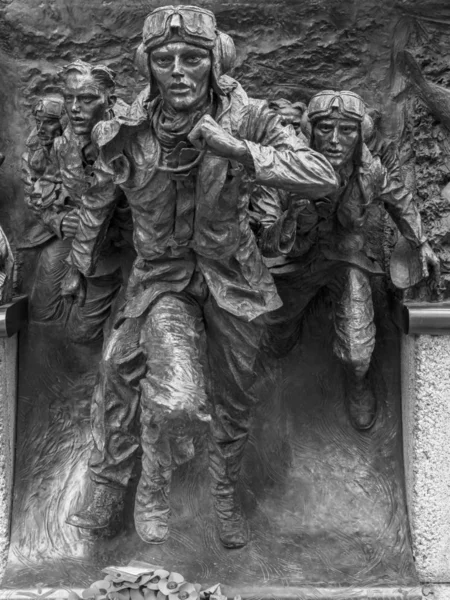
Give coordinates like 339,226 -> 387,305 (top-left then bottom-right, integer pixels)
313,117 -> 360,170
34,115 -> 62,147
150,42 -> 212,112
63,72 -> 110,136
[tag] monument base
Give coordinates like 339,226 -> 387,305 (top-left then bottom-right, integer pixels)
0,585 -> 424,600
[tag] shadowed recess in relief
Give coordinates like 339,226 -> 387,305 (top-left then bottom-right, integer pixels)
1,281 -> 417,591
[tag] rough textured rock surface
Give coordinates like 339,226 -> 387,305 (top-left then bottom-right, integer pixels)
430,585 -> 450,600
386,5 -> 450,297
402,334 -> 450,582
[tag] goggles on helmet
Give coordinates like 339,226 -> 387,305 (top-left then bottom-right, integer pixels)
32,97 -> 65,119
308,90 -> 366,122
143,5 -> 217,52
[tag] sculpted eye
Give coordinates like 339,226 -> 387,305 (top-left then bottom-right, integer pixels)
186,56 -> 202,65
154,56 -> 172,66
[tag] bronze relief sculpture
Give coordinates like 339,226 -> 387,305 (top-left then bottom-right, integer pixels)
21,63 -> 131,342
3,0 -> 447,595
63,5 -> 339,549
256,90 -> 439,430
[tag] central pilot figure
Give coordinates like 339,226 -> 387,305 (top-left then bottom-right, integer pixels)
65,5 -> 338,549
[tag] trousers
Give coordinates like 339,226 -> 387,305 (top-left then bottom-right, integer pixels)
88,288 -> 265,498
267,256 -> 376,379
30,237 -> 122,343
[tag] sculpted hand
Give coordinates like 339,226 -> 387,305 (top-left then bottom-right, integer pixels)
61,210 -> 80,238
188,114 -> 248,162
419,241 -> 440,282
61,266 -> 86,308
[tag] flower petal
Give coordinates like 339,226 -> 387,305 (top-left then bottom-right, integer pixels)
130,589 -> 144,600
147,574 -> 169,591
92,581 -> 112,594
157,580 -> 170,595
177,583 -> 199,600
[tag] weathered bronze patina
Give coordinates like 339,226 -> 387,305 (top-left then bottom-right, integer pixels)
64,5 -> 338,550
3,1 -> 447,596
21,65 -> 131,342
256,90 -> 439,430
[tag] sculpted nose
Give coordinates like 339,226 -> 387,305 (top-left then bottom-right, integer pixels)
331,127 -> 339,144
172,56 -> 183,77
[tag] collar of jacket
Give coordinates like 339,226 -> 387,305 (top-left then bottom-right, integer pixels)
359,143 -> 375,174
60,124 -> 92,151
92,75 -> 246,150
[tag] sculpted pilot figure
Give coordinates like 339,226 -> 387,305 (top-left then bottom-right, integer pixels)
258,90 -> 439,430
64,5 -> 338,549
22,64 -> 131,342
20,96 -> 68,253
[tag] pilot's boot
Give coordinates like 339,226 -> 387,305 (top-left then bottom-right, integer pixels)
346,373 -> 377,431
209,440 -> 249,549
134,446 -> 172,544
214,480 -> 249,549
66,483 -> 125,537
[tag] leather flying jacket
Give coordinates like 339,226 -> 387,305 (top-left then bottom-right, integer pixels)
69,75 -> 338,321
253,144 -> 426,276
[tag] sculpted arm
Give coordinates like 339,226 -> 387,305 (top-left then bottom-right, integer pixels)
189,103 -> 338,197
61,161 -> 119,306
21,152 -> 66,238
250,186 -> 306,257
68,163 -> 119,277
377,162 -> 440,280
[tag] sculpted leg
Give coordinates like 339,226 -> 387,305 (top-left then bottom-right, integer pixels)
29,237 -> 73,324
66,269 -> 123,344
333,267 -> 377,430
67,317 -> 144,535
137,293 -> 209,544
205,297 -> 264,549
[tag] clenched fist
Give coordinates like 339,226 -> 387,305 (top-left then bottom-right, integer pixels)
419,241 -> 440,282
61,266 -> 87,307
188,114 -> 250,163
61,210 -> 80,238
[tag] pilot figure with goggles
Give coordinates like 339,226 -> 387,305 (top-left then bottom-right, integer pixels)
257,90 -> 439,431
64,5 -> 339,549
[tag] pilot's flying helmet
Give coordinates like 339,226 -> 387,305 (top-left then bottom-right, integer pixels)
32,96 -> 65,120
301,90 -> 374,141
135,5 -> 236,96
